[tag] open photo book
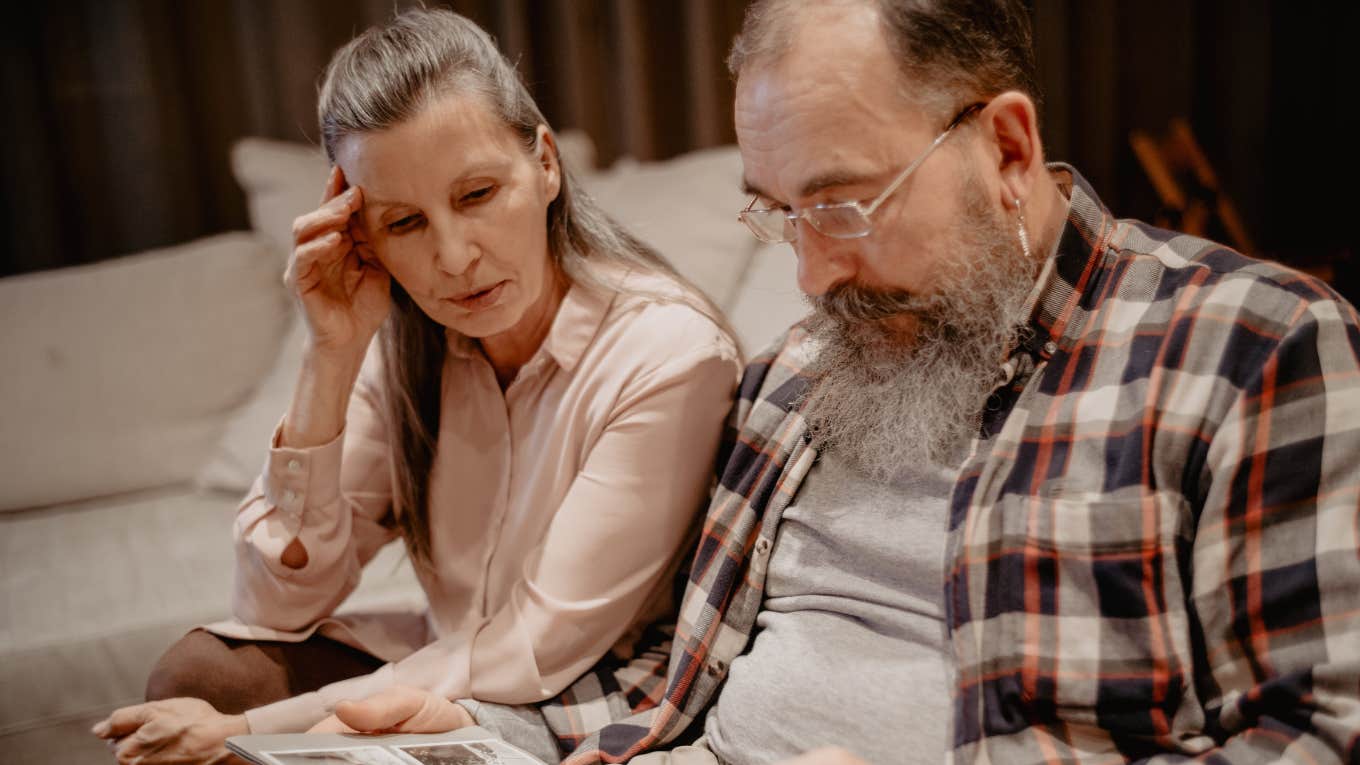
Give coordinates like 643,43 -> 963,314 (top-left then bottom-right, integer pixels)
226,726 -> 549,765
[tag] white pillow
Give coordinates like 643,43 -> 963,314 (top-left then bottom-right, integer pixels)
0,233 -> 289,510
725,242 -> 811,356
231,138 -> 332,263
195,312 -> 307,492
580,146 -> 759,309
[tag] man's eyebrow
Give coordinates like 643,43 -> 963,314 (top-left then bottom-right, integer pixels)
797,170 -> 875,198
739,170 -> 877,203
740,177 -> 770,200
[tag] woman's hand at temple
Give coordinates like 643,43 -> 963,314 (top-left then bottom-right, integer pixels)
279,166 -> 390,451
284,165 -> 390,361
307,685 -> 476,734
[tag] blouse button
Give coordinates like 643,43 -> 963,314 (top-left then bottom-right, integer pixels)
287,459 -> 301,472
755,538 -> 771,555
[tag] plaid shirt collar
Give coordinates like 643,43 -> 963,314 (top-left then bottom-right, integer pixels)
1013,163 -> 1119,364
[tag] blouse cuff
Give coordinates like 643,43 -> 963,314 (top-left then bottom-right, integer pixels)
262,418 -> 346,523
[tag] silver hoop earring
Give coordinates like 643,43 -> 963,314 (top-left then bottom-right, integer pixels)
1014,197 -> 1032,260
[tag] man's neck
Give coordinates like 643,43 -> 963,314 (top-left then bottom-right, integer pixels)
1028,167 -> 1073,263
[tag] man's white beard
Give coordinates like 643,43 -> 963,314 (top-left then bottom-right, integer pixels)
800,178 -> 1037,480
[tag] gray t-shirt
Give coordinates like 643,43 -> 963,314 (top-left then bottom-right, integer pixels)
703,449 -> 954,765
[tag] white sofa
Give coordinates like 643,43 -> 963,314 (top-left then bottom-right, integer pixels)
0,132 -> 807,765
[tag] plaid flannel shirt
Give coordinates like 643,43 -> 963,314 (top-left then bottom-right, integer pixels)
470,166 -> 1360,764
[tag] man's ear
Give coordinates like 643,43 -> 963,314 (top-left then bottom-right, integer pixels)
980,91 -> 1044,207
535,125 -> 562,203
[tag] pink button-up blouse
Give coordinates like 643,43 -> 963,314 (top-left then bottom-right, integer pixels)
208,268 -> 741,733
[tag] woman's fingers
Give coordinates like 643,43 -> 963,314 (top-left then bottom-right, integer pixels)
113,728 -> 172,765
321,165 -> 346,205
400,691 -> 475,733
331,686 -> 471,734
332,688 -> 424,733
306,714 -> 358,734
292,185 -> 364,248
92,702 -> 153,739
284,230 -> 347,291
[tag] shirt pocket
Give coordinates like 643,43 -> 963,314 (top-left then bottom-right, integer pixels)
993,490 -> 1192,738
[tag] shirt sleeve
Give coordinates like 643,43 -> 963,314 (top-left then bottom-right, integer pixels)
231,350 -> 399,632
247,341 -> 740,732
1154,295 -> 1360,763
456,700 -> 564,764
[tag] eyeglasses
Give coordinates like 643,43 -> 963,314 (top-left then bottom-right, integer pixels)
737,102 -> 985,244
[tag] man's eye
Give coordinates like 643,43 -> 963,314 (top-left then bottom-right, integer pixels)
386,214 -> 423,234
461,186 -> 496,204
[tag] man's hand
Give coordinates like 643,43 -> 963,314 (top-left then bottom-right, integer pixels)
777,747 -> 869,765
91,697 -> 248,765
307,685 -> 475,734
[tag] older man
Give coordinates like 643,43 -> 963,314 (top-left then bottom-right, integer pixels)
290,1 -> 1360,762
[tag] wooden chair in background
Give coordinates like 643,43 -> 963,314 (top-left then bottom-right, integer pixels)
1132,118 -> 1351,292
1129,118 -> 1257,255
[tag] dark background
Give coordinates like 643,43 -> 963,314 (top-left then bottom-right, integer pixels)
2,0 -> 1355,296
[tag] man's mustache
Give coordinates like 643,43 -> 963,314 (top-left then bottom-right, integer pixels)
809,282 -> 925,323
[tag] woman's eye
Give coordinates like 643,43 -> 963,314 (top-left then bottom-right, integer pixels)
461,186 -> 496,204
386,214 -> 423,234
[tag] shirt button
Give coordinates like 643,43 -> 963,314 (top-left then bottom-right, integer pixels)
287,459 -> 301,471
1043,341 -> 1058,355
285,490 -> 299,503
755,538 -> 771,555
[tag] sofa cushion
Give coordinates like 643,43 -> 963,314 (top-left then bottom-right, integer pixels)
195,313 -> 308,492
0,487 -> 424,738
725,242 -> 810,356
579,146 -> 759,309
0,233 -> 290,511
231,138 -> 331,263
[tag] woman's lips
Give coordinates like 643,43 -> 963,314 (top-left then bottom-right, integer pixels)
445,280 -> 506,311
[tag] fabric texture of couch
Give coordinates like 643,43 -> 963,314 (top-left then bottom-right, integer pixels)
0,131 -> 807,765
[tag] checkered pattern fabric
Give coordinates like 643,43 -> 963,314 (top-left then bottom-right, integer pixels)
476,166 -> 1360,764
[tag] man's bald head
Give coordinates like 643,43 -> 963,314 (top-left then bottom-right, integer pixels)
727,0 -> 1039,120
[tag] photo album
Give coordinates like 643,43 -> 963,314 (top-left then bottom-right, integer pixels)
227,727 -> 548,765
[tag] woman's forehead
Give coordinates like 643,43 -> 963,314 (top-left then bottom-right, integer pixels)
337,95 -> 526,201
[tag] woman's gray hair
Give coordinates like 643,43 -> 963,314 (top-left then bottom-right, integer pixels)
728,0 -> 1040,120
317,7 -> 724,569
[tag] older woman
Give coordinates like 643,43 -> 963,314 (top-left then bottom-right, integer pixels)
93,8 -> 740,764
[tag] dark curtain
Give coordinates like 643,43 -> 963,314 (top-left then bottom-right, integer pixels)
3,0 -> 1355,291
0,0 -> 747,276
1033,0 -> 1357,283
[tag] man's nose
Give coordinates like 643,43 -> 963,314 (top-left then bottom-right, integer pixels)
794,226 -> 858,297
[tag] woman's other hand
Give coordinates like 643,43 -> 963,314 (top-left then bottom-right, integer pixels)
91,697 -> 248,765
284,165 -> 391,360
306,685 -> 475,734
